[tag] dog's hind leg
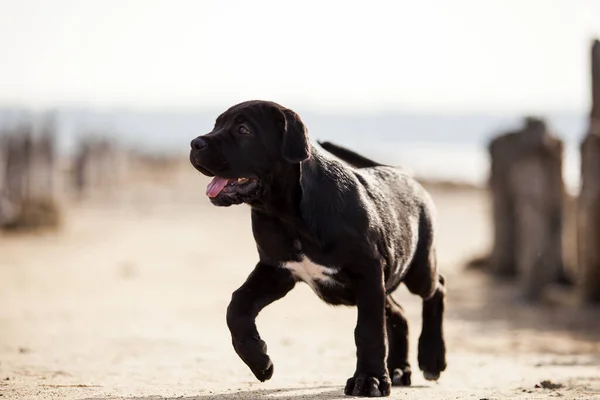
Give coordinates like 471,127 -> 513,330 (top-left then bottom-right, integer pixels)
385,295 -> 412,386
417,272 -> 447,381
403,208 -> 447,381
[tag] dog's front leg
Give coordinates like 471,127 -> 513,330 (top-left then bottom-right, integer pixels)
226,262 -> 296,382
345,270 -> 391,397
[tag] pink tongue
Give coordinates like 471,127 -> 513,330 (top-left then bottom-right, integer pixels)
206,177 -> 230,198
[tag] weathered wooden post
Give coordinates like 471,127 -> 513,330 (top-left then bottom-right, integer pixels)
72,137 -> 104,200
488,117 -> 565,300
578,39 -> 600,303
72,136 -> 123,200
30,114 -> 57,203
4,127 -> 30,207
72,138 -> 91,200
488,129 -> 520,277
511,119 -> 564,300
1,117 -> 60,231
0,132 -> 7,225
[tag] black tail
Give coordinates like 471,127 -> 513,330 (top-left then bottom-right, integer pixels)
317,141 -> 384,168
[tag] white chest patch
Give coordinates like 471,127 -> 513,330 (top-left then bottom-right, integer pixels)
282,255 -> 338,291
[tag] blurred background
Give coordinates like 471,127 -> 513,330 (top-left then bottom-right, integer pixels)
1,1 -> 600,399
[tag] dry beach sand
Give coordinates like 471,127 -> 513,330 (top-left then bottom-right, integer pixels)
1,161 -> 600,400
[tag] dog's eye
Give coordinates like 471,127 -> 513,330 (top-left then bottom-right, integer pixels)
238,125 -> 250,135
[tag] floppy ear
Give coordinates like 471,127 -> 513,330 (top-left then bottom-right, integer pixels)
280,109 -> 311,163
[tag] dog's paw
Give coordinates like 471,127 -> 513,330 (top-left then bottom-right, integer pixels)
344,373 -> 391,397
390,366 -> 411,386
418,333 -> 446,381
232,337 -> 274,382
251,361 -> 274,382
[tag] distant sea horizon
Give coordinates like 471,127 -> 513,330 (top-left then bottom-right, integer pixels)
0,106 -> 590,194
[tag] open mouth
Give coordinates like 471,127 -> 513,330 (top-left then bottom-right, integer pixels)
206,177 -> 259,198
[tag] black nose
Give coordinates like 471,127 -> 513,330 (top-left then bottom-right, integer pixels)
191,137 -> 207,151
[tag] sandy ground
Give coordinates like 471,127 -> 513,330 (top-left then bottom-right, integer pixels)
1,164 -> 600,400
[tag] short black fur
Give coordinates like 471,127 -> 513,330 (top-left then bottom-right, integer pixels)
190,100 -> 447,397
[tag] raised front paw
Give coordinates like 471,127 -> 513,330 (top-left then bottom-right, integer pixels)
232,336 -> 274,382
344,372 -> 391,397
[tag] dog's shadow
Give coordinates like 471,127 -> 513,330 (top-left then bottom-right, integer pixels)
82,386 -> 342,400
81,384 -> 431,400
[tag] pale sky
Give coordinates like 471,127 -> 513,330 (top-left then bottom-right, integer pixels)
0,0 -> 599,113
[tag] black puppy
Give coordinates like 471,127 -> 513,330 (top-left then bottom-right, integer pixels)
189,100 -> 446,397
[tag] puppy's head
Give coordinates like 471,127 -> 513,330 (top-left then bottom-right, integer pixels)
190,100 -> 311,206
